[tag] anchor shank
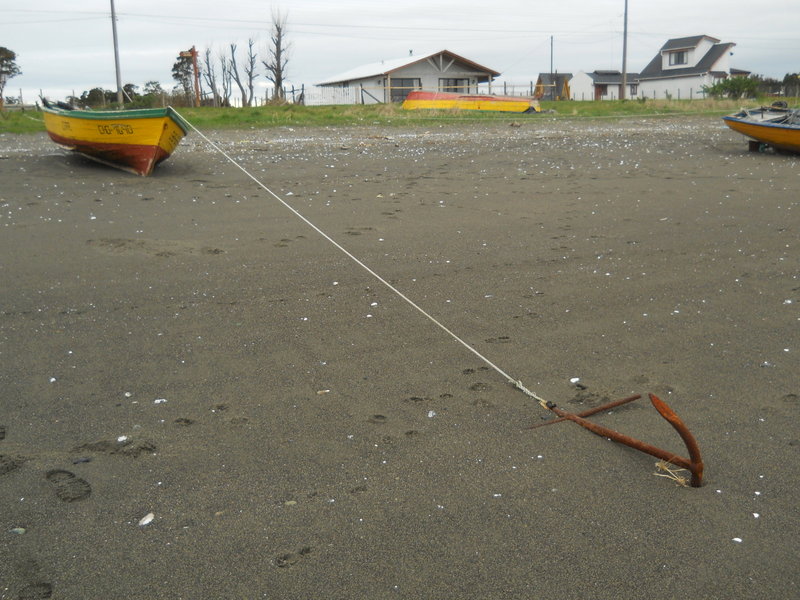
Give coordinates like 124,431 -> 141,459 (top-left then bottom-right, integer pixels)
528,394 -> 641,429
549,407 -> 694,471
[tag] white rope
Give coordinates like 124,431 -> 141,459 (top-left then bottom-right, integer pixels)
175,110 -> 549,408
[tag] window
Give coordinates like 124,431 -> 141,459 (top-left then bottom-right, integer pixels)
390,78 -> 420,102
669,51 -> 688,66
439,78 -> 470,94
629,84 -> 638,96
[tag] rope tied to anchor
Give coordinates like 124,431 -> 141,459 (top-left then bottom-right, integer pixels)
176,110 -> 550,409
174,112 -> 704,487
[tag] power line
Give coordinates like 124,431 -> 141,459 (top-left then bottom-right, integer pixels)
7,8 -> 798,44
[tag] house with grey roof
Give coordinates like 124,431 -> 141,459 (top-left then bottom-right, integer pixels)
637,35 -> 745,99
316,50 -> 502,104
567,35 -> 746,101
569,70 -> 640,101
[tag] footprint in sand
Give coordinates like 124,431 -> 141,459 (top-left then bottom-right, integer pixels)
0,454 -> 24,475
18,582 -> 53,600
14,557 -> 53,600
462,366 -> 490,375
74,437 -> 156,458
86,238 -> 224,258
274,546 -> 314,568
45,469 -> 91,502
403,396 -> 431,404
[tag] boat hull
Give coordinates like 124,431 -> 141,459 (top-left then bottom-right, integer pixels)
42,105 -> 188,175
722,110 -> 800,154
402,91 -> 539,113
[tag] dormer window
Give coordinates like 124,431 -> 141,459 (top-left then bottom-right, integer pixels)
669,51 -> 688,66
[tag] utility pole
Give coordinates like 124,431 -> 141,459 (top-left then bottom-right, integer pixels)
110,0 -> 124,105
621,0 -> 628,100
180,46 -> 201,107
550,35 -> 554,101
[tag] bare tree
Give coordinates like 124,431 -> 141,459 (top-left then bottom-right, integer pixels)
262,10 -> 290,101
243,38 -> 258,105
219,49 -> 233,107
229,39 -> 258,107
201,47 -> 221,106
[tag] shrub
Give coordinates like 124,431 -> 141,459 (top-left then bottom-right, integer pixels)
703,77 -> 759,99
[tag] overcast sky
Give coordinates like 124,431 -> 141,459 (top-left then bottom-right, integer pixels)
4,0 -> 799,103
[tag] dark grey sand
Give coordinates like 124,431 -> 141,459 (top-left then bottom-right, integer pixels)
1,116 -> 798,599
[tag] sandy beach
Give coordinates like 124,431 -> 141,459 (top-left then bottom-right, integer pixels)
1,114 -> 798,599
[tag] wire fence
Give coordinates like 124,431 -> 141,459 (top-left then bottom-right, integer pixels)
12,79 -> 799,110
287,82 -> 541,107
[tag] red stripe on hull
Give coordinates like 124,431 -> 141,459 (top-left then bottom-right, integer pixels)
46,131 -> 169,176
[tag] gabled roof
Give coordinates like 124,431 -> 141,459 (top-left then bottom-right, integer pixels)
661,35 -> 720,52
639,35 -> 735,80
317,50 -> 501,86
587,70 -> 640,84
537,73 -> 573,84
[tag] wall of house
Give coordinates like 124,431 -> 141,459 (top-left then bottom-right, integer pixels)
637,74 -> 717,100
569,74 -> 635,101
710,49 -> 731,74
604,84 -> 624,100
572,68 -> 730,101
327,76 -> 386,104
569,72 -> 594,101
388,59 -> 485,95
319,58 -> 490,104
570,72 -> 726,101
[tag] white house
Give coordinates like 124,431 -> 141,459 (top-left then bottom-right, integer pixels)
566,35 -> 746,101
637,35 -> 744,100
316,50 -> 502,104
569,70 -> 639,101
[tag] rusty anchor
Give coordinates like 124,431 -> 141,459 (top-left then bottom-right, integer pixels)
530,393 -> 704,487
